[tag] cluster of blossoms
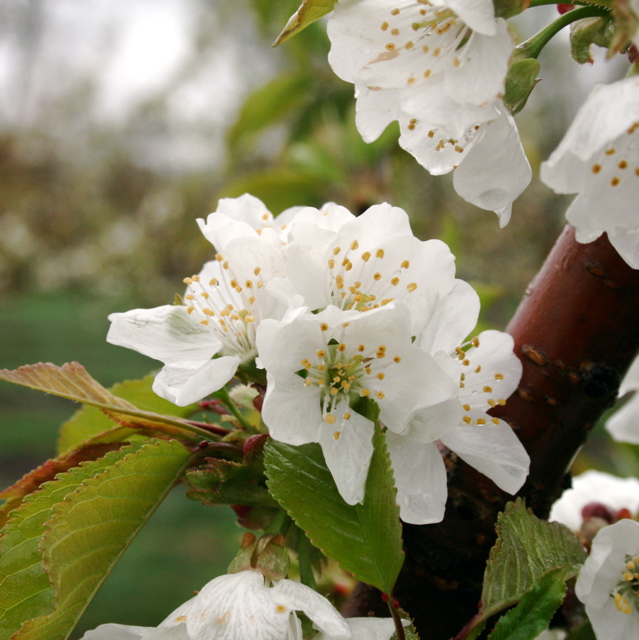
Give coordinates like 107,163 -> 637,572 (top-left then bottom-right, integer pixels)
108,194 -> 529,525
325,0 -> 531,224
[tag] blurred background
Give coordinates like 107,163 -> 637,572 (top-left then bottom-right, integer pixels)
0,0 -> 633,636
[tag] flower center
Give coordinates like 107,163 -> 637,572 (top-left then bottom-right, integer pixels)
612,554 -> 639,614
182,252 -> 268,360
326,242 -> 417,312
298,333 -> 402,439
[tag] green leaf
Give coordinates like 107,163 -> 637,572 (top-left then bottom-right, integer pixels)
0,441 -> 127,527
0,363 -> 211,442
481,499 -> 586,618
8,438 -> 193,640
264,425 -> 404,594
273,0 -> 337,46
227,72 -> 314,149
0,443 -> 144,640
487,567 -> 569,640
57,375 -> 199,454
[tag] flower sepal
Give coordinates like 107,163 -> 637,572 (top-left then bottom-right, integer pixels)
228,532 -> 292,581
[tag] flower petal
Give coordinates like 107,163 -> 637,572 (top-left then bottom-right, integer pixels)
440,421 -> 529,494
107,305 -> 221,368
386,433 -> 448,524
316,617 -> 401,640
153,356 -> 241,406
271,579 -> 351,638
452,109 -> 531,223
317,402 -> 375,505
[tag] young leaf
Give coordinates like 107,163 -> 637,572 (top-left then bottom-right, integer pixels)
481,499 -> 586,618
57,374 -> 200,454
9,438 -> 193,640
273,0 -> 337,46
0,442 -> 147,640
264,426 -> 404,594
487,567 -> 569,640
0,363 -> 210,442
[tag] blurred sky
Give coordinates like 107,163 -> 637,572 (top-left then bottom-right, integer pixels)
0,0 -> 278,171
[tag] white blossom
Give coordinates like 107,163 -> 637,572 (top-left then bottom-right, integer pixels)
606,355 -> 639,444
257,302 -> 461,512
326,0 -> 531,220
550,470 -> 639,531
541,76 -> 639,269
576,519 -> 639,640
79,570 -> 351,640
107,217 -> 290,406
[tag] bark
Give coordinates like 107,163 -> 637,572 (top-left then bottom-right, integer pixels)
343,225 -> 639,639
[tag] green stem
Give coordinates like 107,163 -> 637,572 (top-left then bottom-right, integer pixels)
296,528 -> 318,590
215,386 -> 255,432
388,600 -> 406,640
265,509 -> 292,536
516,5 -> 609,60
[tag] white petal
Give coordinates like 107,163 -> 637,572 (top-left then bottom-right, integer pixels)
197,194 -> 273,249
271,579 -> 351,638
153,356 -> 241,406
542,77 -> 639,175
318,403 -> 375,505
107,306 -> 221,368
444,0 -> 498,35
415,280 -> 480,354
452,110 -> 531,222
386,434 -> 448,524
186,571 -> 290,640
440,422 -> 529,494
355,86 -> 402,143
444,21 -> 512,106
316,617 -> 400,640
78,625 -> 156,640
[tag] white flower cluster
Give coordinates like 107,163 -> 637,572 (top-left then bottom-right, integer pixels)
108,194 -> 529,524
79,569 -> 401,640
325,0 -> 531,224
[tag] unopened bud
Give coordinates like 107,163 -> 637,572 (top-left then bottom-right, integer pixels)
504,58 -> 541,115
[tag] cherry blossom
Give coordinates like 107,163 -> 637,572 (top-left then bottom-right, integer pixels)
541,76 -> 639,269
326,0 -> 531,221
79,570 -> 351,640
550,470 -> 639,531
107,225 -> 289,406
576,519 -> 639,640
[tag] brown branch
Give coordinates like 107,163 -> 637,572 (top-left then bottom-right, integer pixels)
344,225 -> 639,639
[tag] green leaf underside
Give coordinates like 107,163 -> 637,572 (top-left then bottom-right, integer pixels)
57,375 -> 199,454
264,426 -> 404,594
480,499 -> 586,620
274,0 -> 337,45
487,567 -> 569,640
0,363 -> 207,441
2,439 -> 192,640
